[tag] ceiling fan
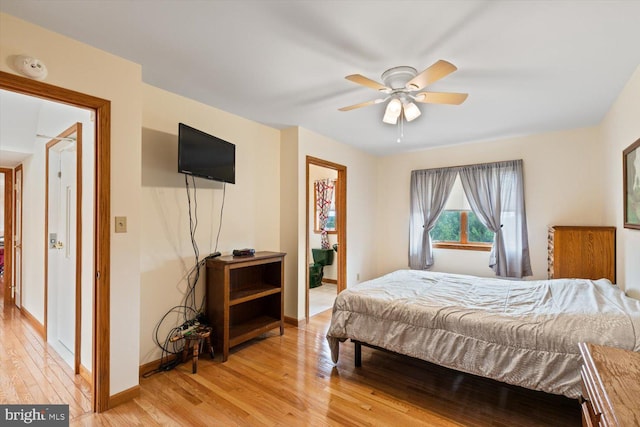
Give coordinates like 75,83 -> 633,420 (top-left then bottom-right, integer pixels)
339,60 -> 468,124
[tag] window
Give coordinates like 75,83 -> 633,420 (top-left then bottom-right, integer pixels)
314,180 -> 337,233
431,177 -> 493,251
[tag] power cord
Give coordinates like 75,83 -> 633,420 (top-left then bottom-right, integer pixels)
147,176 -> 228,376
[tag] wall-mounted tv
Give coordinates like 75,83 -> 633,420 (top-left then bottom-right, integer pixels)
178,123 -> 235,184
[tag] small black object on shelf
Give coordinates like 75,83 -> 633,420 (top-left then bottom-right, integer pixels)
232,248 -> 255,257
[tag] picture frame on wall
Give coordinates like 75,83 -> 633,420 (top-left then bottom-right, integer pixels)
623,137 -> 640,229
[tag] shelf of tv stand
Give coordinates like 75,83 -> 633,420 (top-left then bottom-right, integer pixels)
230,283 -> 281,306
206,251 -> 285,362
229,315 -> 281,347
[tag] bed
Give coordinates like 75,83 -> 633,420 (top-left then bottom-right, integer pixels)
326,269 -> 640,398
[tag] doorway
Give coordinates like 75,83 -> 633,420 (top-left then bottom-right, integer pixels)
305,156 -> 346,321
0,71 -> 111,412
0,168 -> 12,304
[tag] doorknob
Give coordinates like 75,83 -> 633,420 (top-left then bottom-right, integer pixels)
53,241 -> 64,249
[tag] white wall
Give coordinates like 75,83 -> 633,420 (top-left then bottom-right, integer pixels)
0,12 -> 142,395
308,164 -> 338,281
601,65 -> 640,298
376,126 -> 606,280
139,84 -> 281,364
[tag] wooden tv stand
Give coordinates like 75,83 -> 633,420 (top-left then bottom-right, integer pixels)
206,251 -> 285,361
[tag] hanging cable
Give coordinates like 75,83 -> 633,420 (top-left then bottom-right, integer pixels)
184,174 -> 203,319
148,176 -> 229,376
214,182 -> 226,253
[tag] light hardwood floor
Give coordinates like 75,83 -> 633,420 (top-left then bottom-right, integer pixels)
1,287 -> 580,426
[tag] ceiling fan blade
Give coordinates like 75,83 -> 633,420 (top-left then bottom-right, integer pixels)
345,74 -> 390,92
414,92 -> 468,105
406,60 -> 458,91
338,99 -> 384,111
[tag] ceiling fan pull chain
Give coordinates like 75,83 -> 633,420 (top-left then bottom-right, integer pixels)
397,113 -> 404,143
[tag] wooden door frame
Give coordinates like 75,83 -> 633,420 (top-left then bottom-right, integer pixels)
305,156 -> 346,322
44,123 -> 83,375
1,167 -> 13,305
0,71 -> 111,413
14,164 -> 23,308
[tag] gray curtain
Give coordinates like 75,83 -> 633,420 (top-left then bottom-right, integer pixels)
458,159 -> 532,278
409,168 -> 458,269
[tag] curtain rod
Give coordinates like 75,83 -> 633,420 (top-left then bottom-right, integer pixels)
411,158 -> 523,173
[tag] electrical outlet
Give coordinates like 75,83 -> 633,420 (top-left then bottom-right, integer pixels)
115,216 -> 127,233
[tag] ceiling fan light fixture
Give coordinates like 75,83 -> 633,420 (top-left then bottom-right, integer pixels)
383,98 -> 402,124
382,111 -> 399,124
403,102 -> 421,122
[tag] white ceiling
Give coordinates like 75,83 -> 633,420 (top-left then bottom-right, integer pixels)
2,1 -> 640,156
0,89 -> 41,167
0,89 -> 91,168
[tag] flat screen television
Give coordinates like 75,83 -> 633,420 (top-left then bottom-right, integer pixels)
178,123 -> 235,184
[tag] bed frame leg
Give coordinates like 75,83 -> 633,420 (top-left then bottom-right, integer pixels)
354,341 -> 361,367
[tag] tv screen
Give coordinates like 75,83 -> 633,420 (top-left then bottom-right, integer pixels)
178,123 -> 235,184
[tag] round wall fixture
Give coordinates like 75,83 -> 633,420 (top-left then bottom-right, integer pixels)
13,55 -> 48,80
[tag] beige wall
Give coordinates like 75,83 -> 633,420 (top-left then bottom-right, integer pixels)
280,127 -> 378,320
140,84 -> 281,364
0,13 -> 142,396
299,128 -> 378,318
280,128 -> 300,318
601,65 -> 640,298
376,126 -> 606,280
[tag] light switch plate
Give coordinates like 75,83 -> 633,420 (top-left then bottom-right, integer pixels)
115,216 -> 127,233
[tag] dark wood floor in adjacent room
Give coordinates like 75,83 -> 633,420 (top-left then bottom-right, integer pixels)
1,288 -> 580,426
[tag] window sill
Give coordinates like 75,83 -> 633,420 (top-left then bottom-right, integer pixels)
313,230 -> 337,235
433,242 -> 492,252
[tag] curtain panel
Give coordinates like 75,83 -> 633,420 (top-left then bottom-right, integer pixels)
458,159 -> 532,278
409,159 -> 532,278
315,179 -> 335,249
409,168 -> 458,269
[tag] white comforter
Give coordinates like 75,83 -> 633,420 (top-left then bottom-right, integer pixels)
326,270 -> 640,398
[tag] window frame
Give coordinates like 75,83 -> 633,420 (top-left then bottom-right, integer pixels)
432,210 -> 492,252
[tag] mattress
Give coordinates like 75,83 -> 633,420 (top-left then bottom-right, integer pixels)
326,269 -> 640,398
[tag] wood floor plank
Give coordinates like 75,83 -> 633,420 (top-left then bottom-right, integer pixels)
1,290 -> 580,426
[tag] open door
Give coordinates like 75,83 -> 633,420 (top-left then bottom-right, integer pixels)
45,123 -> 82,373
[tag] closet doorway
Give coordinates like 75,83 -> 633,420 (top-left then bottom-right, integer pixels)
305,156 -> 346,321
